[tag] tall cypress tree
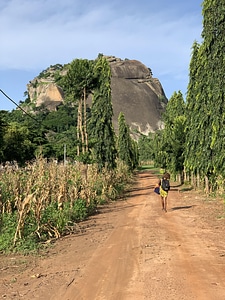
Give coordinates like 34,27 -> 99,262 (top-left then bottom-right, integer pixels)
88,55 -> 117,171
161,91 -> 186,175
202,0 -> 225,179
152,130 -> 168,170
117,112 -> 134,170
185,41 -> 203,174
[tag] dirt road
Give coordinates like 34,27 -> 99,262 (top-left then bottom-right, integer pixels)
1,171 -> 225,299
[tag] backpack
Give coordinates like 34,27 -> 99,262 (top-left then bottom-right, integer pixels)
161,179 -> 170,191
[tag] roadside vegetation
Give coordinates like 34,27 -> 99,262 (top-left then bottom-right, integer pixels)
0,158 -> 131,253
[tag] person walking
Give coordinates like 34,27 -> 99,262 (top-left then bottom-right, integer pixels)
158,172 -> 170,212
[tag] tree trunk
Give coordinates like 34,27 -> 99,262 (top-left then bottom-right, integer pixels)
197,170 -> 200,188
79,96 -> 85,154
83,87 -> 88,153
205,175 -> 209,195
191,172 -> 197,190
77,99 -> 82,156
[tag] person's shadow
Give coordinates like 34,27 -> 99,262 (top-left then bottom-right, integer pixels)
171,205 -> 196,211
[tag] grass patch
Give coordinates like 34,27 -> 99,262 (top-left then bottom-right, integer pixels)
138,165 -> 162,177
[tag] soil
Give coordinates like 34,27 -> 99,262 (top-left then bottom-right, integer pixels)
1,170 -> 225,300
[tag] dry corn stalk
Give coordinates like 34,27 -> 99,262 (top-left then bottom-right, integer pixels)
13,193 -> 34,245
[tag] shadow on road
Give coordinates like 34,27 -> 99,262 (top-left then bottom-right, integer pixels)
171,205 -> 197,211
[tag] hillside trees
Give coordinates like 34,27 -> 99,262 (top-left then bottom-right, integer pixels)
41,104 -> 78,159
0,104 -> 80,162
0,56 -> 139,171
3,122 -> 34,164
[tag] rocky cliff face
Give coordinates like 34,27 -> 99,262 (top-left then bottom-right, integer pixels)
27,56 -> 167,136
27,65 -> 65,111
107,56 -> 166,135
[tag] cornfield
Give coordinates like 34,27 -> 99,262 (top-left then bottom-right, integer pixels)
0,157 -> 131,252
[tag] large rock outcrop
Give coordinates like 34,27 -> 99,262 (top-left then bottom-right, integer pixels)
107,56 -> 166,135
26,56 -> 167,136
27,66 -> 65,111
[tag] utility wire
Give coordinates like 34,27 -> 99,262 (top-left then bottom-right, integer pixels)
0,89 -> 40,124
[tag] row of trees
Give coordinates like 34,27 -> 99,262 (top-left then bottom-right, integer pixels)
141,0 -> 225,193
185,0 -> 225,192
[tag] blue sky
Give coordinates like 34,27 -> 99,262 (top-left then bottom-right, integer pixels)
0,0 -> 203,111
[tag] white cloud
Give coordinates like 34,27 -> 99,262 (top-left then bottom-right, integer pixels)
0,0 -> 203,107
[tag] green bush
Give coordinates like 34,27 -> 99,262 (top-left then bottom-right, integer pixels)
72,199 -> 88,221
0,213 -> 18,252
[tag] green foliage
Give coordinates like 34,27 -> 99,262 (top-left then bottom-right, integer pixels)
0,103 -> 80,162
162,90 -> 185,124
72,199 -> 88,221
35,200 -> 87,241
0,199 -> 89,253
185,0 -> 225,189
0,115 -> 7,160
151,91 -> 186,176
38,64 -> 63,80
3,122 -> 35,164
40,203 -> 69,234
61,58 -> 96,103
43,105 -> 77,132
152,130 -> 169,170
0,213 -> 17,252
138,134 -> 154,162
0,212 -> 38,254
117,112 -> 137,170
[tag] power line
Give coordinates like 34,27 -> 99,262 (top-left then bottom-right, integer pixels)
0,89 -> 40,124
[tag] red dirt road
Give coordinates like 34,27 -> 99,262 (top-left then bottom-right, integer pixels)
1,171 -> 225,299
